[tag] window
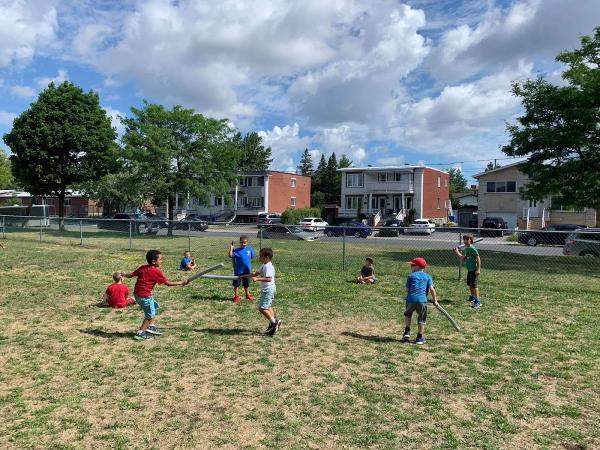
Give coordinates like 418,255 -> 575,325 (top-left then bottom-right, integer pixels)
487,181 -> 516,193
290,197 -> 296,208
245,177 -> 254,187
346,196 -> 361,209
214,196 -> 223,206
436,197 -> 440,209
377,173 -> 387,183
437,177 -> 441,188
444,179 -> 448,187
64,198 -> 72,206
291,178 -> 297,188
246,197 -> 264,208
346,173 -> 363,187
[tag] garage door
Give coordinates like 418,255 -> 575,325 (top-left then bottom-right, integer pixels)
486,212 -> 517,229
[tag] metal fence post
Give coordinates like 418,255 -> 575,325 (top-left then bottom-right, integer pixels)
2,216 -> 4,239
39,217 -> 43,241
188,222 -> 191,252
259,227 -> 263,251
80,220 -> 83,246
129,220 -> 132,250
458,232 -> 462,281
342,227 -> 346,271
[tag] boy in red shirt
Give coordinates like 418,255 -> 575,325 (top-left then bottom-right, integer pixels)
104,272 -> 136,308
122,249 -> 188,340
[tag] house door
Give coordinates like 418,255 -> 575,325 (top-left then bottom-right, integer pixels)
378,197 -> 386,212
528,200 -> 541,217
393,196 -> 401,211
405,197 -> 413,210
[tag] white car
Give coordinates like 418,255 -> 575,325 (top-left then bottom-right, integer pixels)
298,217 -> 329,231
404,219 -> 436,235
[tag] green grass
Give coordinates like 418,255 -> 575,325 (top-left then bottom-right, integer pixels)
0,231 -> 599,449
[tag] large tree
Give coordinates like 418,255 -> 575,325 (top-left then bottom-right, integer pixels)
234,131 -> 272,171
297,148 -> 314,176
0,151 -> 14,189
502,27 -> 600,209
121,102 -> 240,233
448,168 -> 468,194
311,154 -> 328,206
3,82 -> 118,227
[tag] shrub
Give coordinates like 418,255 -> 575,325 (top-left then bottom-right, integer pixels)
281,207 -> 322,224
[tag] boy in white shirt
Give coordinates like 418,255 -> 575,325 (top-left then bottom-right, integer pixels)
252,247 -> 281,336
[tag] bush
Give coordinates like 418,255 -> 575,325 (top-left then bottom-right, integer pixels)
281,207 -> 322,224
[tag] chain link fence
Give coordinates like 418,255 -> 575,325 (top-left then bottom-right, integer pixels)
2,215 -> 598,282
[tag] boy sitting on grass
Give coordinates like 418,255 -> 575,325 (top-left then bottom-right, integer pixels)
104,272 -> 136,308
356,257 -> 376,284
403,257 -> 438,345
122,249 -> 188,341
179,250 -> 197,271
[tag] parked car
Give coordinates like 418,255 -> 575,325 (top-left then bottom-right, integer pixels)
404,219 -> 436,235
257,213 -> 282,227
97,213 -> 160,234
518,224 -> 587,246
143,212 -> 169,229
324,221 -> 372,238
173,215 -> 208,231
563,228 -> 600,257
298,217 -> 329,231
480,217 -> 508,237
258,225 -> 318,241
376,218 -> 405,237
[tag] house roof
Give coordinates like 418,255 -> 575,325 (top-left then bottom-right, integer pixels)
338,165 -> 448,174
239,170 -> 310,178
473,161 -> 523,178
454,192 -> 477,199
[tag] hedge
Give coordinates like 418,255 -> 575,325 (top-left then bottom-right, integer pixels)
281,207 -> 322,224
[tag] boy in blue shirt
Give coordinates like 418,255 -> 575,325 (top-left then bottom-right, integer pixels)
229,235 -> 255,304
179,251 -> 197,271
403,257 -> 438,345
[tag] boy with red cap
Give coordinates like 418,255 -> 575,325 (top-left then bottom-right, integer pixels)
403,257 -> 438,345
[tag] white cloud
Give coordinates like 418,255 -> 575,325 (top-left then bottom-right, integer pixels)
10,85 -> 36,99
0,110 -> 17,126
72,23 -> 112,57
35,69 -> 68,89
258,123 -> 311,171
0,0 -> 58,68
103,106 -> 126,136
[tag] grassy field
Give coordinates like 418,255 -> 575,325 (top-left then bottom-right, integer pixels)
0,232 -> 599,449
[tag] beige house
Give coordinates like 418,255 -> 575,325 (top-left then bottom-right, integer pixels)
473,162 -> 596,229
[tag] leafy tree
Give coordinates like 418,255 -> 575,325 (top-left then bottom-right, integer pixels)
3,82 -> 118,228
0,151 -> 14,189
448,168 -> 468,193
121,102 -> 240,234
484,161 -> 500,172
502,27 -> 600,209
235,131 -> 272,171
297,148 -> 314,176
82,172 -> 147,217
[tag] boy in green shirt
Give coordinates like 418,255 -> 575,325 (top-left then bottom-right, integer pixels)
454,233 -> 482,309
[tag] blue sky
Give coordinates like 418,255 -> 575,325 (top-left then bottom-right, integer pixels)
1,0 -> 599,183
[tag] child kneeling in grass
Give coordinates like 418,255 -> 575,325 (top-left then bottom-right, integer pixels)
104,272 -> 136,308
122,249 -> 188,341
252,247 -> 281,336
403,257 -> 438,345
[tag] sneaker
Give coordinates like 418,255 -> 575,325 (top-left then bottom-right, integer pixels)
264,321 -> 276,334
402,332 -> 410,341
471,299 -> 482,309
415,336 -> 426,345
268,320 -> 282,336
233,295 -> 241,304
146,325 -> 162,335
246,293 -> 254,301
133,331 -> 153,341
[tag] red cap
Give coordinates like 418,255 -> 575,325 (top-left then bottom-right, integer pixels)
408,257 -> 428,268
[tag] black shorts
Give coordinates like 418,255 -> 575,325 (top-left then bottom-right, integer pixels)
467,271 -> 479,287
232,275 -> 250,288
404,302 -> 427,324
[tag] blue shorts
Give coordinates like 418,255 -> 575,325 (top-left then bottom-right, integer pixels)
258,287 -> 276,309
232,275 -> 250,288
135,295 -> 159,320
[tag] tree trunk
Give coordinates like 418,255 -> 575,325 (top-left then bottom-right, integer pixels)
58,189 -> 66,231
167,194 -> 175,237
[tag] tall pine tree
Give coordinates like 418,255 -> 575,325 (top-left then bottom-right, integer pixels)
297,148 -> 314,176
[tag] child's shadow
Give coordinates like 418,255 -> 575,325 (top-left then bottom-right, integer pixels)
79,328 -> 133,339
194,328 -> 257,336
341,331 -> 401,343
92,302 -> 111,308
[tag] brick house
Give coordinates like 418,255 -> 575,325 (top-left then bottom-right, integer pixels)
190,171 -> 311,222
0,190 -> 102,216
337,165 -> 450,224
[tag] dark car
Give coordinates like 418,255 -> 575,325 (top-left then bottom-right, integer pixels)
257,213 -> 282,228
563,228 -> 600,257
173,215 -> 208,231
480,217 -> 508,237
258,225 -> 318,241
324,221 -> 372,238
376,218 -> 405,237
97,213 -> 160,234
518,224 -> 587,246
143,212 -> 169,229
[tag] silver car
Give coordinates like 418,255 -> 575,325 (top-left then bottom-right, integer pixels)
563,228 -> 600,257
258,225 -> 319,241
